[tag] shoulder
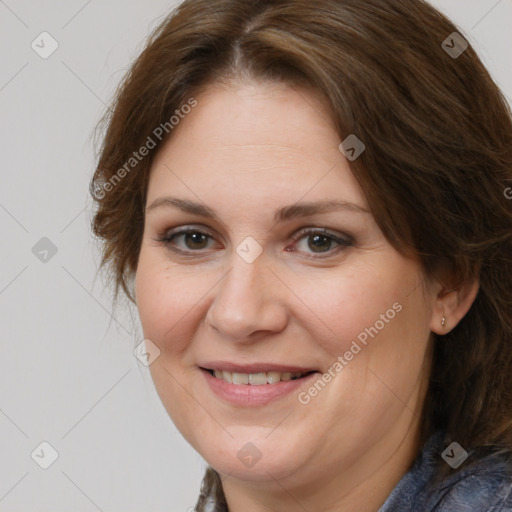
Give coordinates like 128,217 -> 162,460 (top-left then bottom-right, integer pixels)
380,432 -> 512,512
427,457 -> 512,511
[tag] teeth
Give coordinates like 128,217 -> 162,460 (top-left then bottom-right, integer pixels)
212,370 -> 309,385
267,371 -> 281,384
249,373 -> 268,385
232,372 -> 249,385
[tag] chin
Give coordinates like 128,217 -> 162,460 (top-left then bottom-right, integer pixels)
194,429 -> 308,483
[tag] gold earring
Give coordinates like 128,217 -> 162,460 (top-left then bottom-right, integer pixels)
441,317 -> 446,327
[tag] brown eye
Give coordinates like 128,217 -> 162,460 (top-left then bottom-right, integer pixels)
289,228 -> 353,259
182,232 -> 209,250
307,234 -> 334,253
160,228 -> 216,253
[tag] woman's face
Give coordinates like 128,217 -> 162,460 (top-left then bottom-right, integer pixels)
135,80 -> 437,492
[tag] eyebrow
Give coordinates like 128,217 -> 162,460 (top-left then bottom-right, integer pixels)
145,196 -> 370,224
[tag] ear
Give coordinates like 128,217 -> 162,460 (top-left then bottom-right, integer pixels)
430,274 -> 479,335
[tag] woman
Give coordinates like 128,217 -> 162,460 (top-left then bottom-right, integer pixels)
90,0 -> 512,510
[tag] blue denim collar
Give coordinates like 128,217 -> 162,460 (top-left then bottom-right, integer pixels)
379,431 -> 512,511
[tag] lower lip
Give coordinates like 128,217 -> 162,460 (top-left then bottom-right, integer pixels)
201,369 -> 318,406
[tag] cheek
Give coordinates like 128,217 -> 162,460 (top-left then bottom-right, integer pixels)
134,254 -> 209,437
135,254 -> 205,354
290,260 -> 414,357
310,259 -> 432,419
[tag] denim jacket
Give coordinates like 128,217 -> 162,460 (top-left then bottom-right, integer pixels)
379,431 -> 512,511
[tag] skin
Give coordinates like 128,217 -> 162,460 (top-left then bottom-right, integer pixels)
134,80 -> 478,511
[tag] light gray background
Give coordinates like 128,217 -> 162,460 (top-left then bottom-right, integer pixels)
0,1 -> 511,511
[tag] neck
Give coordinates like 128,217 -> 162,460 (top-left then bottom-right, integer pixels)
221,418 -> 422,512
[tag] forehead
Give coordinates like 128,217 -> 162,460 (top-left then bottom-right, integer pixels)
158,80 -> 338,158
147,80 -> 367,213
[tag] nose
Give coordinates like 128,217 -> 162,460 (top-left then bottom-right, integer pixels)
205,253 -> 289,342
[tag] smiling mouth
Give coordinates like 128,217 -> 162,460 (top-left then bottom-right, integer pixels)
203,369 -> 317,385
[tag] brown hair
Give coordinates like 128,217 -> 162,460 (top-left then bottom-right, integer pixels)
90,0 -> 512,508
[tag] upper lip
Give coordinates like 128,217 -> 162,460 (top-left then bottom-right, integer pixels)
199,361 -> 319,374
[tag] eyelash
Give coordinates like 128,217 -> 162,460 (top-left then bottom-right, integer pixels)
157,226 -> 353,259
